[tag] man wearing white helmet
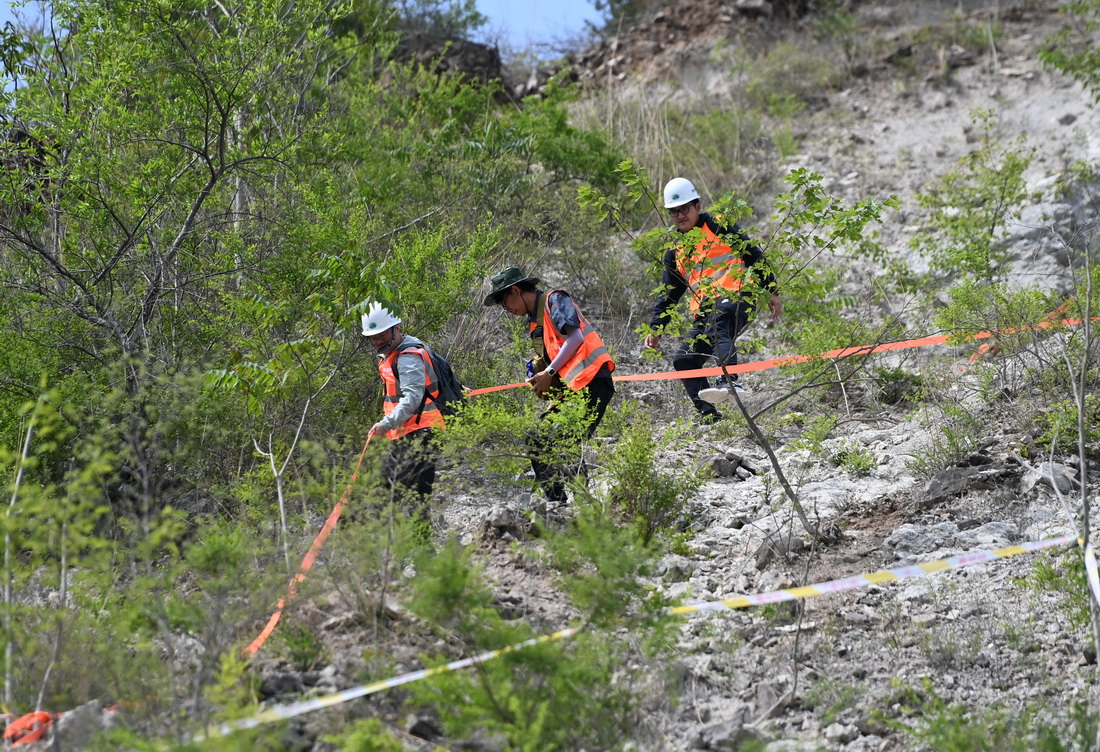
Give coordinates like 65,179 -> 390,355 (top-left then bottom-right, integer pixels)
362,301 -> 443,528
644,177 -> 782,423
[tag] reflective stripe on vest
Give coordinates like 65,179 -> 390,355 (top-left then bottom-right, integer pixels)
529,290 -> 615,390
379,342 -> 445,439
675,222 -> 745,313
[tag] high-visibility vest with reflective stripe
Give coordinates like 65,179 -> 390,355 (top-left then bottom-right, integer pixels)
675,222 -> 745,314
379,340 -> 445,439
530,290 -> 615,390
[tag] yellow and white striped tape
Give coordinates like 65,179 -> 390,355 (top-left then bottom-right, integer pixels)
195,627 -> 581,742
668,535 -> 1075,615
197,534 -> 1074,742
1085,542 -> 1100,604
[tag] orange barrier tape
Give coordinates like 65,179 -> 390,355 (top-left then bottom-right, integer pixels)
613,332 -> 958,382
657,317 -> 1086,381
4,711 -> 57,747
469,318 -> 1085,393
466,381 -> 528,396
4,705 -> 120,747
969,342 -> 996,363
969,305 -> 1082,363
243,433 -> 374,657
247,315 -> 1087,653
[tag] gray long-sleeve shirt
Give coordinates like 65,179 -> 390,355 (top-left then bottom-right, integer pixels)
378,335 -> 427,432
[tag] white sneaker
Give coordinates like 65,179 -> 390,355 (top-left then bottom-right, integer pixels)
699,386 -> 732,404
699,380 -> 745,404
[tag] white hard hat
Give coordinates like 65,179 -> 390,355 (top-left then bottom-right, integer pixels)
361,301 -> 401,336
663,177 -> 700,209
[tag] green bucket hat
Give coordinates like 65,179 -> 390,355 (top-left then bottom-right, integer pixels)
483,266 -> 540,306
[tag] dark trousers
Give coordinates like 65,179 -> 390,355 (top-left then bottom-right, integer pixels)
527,377 -> 615,502
672,298 -> 753,415
381,429 -> 436,518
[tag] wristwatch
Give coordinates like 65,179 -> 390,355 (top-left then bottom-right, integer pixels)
545,366 -> 557,377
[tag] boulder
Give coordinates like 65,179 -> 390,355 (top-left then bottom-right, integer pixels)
1020,461 -> 1078,494
923,463 -> 1012,505
754,531 -> 807,570
482,504 -> 530,538
52,701 -> 118,750
695,705 -> 759,749
696,454 -> 739,478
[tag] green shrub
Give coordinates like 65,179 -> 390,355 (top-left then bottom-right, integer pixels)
833,441 -> 875,476
1040,0 -> 1100,100
438,387 -> 596,497
744,41 -> 847,110
789,414 -> 837,455
891,684 -> 1098,752
907,402 -> 985,478
873,366 -> 923,405
600,420 -> 703,547
911,108 -> 1035,288
810,9 -> 860,63
324,718 -> 405,752
801,674 -> 864,725
405,537 -> 674,750
911,12 -> 1000,57
1035,395 -> 1100,457
543,501 -> 676,629
1020,548 -> 1091,631
276,622 -> 329,673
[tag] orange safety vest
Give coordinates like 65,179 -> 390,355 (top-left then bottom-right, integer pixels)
530,291 -> 615,391
4,711 -> 58,746
379,340 -> 445,440
675,221 -> 746,314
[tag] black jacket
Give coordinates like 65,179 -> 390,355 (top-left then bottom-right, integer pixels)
649,212 -> 777,328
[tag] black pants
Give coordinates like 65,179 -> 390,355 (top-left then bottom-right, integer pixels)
527,377 -> 615,502
381,429 -> 436,517
672,298 -> 754,415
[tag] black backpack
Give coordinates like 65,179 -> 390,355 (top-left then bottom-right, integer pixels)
396,341 -> 466,419
423,345 -> 466,417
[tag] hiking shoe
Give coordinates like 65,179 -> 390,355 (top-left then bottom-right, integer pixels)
698,386 -> 730,404
700,378 -> 745,405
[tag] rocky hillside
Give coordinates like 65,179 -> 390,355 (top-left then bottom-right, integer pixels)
259,3 -> 1099,751
35,2 -> 1095,751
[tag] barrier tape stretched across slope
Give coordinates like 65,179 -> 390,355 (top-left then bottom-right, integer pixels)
1086,542 -> 1100,604
200,534 -> 1077,741
245,316 -> 1088,656
667,536 -> 1075,614
10,319 -> 1090,743
242,433 -> 374,657
199,627 -> 581,741
467,317 -> 1086,395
